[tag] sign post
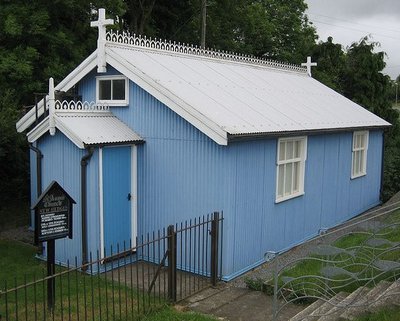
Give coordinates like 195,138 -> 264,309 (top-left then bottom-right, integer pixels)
33,181 -> 75,311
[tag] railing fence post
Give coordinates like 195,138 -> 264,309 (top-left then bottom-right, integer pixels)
210,212 -> 220,286
167,225 -> 177,302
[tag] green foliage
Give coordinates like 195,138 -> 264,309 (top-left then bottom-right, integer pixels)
312,36 -> 400,200
0,0 -> 126,105
353,306 -> 400,321
122,0 -> 317,63
0,90 -> 29,205
311,37 -> 345,92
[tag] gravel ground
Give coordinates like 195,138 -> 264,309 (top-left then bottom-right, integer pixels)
0,225 -> 34,244
230,192 -> 400,288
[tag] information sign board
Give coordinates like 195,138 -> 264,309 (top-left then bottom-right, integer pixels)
33,181 -> 75,244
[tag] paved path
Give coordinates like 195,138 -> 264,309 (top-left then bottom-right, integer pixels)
179,284 -> 303,321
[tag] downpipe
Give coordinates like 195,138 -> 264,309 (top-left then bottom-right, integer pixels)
29,143 -> 44,254
81,147 -> 94,267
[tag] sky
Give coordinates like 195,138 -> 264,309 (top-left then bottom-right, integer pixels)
305,0 -> 400,80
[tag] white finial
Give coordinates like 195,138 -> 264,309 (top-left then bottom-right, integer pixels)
48,78 -> 56,136
301,56 -> 317,77
91,8 -> 114,73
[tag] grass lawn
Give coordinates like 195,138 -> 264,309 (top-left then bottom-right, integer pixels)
0,239 -> 217,321
352,306 -> 400,321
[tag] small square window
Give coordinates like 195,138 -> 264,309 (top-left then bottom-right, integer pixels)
99,80 -> 112,100
96,76 -> 128,106
276,136 -> 307,203
351,131 -> 368,179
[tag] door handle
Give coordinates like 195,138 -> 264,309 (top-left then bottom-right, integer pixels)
127,193 -> 131,201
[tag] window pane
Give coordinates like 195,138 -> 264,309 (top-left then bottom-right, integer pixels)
286,141 -> 294,159
357,134 -> 362,149
294,141 -> 301,158
355,151 -> 361,175
279,142 -> 286,161
360,150 -> 364,173
360,134 -> 366,148
293,162 -> 300,192
278,164 -> 285,197
99,80 -> 111,100
113,79 -> 125,100
285,163 -> 293,195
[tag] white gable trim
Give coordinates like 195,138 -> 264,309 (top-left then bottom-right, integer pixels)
106,48 -> 228,145
27,117 -> 50,143
16,50 -> 98,133
27,116 -> 85,149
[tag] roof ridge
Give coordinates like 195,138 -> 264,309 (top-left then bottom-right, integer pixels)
106,30 -> 307,74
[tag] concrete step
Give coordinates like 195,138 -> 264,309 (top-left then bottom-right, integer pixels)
290,292 -> 348,321
316,287 -> 370,321
339,281 -> 392,320
184,286 -> 251,314
289,299 -> 324,321
372,278 -> 400,309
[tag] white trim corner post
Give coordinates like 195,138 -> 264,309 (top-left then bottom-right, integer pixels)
49,77 -> 56,136
91,8 -> 114,73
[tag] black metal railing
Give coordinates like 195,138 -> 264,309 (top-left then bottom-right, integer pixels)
0,212 -> 223,321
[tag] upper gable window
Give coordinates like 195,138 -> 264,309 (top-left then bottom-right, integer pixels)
276,136 -> 307,203
351,131 -> 369,179
96,76 -> 128,106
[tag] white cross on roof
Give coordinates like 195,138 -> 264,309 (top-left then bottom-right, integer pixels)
301,56 -> 317,77
91,8 -> 114,73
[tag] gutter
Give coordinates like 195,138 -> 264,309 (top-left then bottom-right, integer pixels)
227,125 -> 392,142
81,147 -> 94,267
29,143 -> 44,254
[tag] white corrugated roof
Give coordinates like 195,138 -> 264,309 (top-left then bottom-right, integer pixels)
27,111 -> 143,149
105,38 -> 389,144
18,34 -> 391,146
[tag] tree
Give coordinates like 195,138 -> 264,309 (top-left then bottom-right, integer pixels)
0,0 -> 125,106
311,37 -> 346,93
0,0 -> 125,211
342,37 -> 400,200
120,0 -> 317,64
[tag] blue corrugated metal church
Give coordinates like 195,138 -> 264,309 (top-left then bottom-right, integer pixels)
17,9 -> 390,281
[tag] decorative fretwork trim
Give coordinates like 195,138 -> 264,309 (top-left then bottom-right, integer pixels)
106,30 -> 307,74
54,100 -> 109,112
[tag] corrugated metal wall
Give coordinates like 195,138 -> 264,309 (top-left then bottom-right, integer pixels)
76,66 -> 384,280
36,131 -> 100,267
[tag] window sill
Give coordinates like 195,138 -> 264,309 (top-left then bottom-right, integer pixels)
275,192 -> 305,204
97,100 -> 129,107
351,173 -> 366,180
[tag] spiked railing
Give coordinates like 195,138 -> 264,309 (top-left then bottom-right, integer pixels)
54,100 -> 109,112
106,30 -> 308,74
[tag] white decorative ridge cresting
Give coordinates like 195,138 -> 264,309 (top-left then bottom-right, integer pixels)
106,30 -> 308,74
54,100 -> 109,112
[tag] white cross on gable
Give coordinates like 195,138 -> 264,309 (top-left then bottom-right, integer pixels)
91,8 -> 114,73
301,56 -> 317,77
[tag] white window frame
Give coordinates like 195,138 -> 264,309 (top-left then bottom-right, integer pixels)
351,131 -> 369,179
275,136 -> 307,203
96,75 -> 129,106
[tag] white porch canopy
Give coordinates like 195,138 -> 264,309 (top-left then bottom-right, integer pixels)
27,102 -> 143,149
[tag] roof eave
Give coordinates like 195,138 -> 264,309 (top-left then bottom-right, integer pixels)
227,124 -> 392,142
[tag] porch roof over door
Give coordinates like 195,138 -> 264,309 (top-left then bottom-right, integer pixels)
27,102 -> 143,149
